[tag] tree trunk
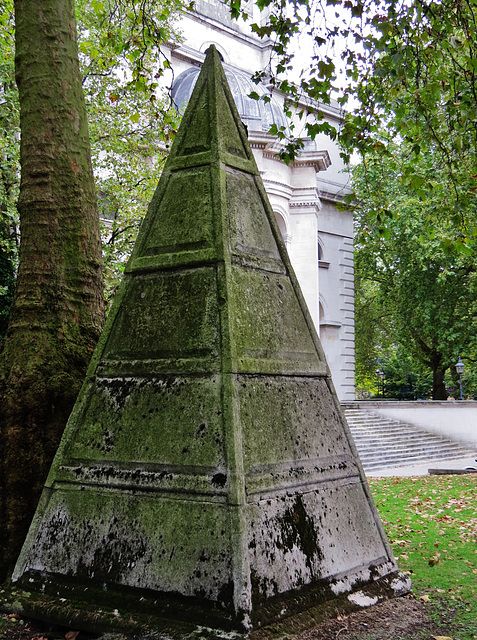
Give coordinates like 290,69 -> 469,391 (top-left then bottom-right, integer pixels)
0,0 -> 104,582
431,363 -> 448,401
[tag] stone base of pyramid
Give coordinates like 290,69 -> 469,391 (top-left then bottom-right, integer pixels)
1,571 -> 410,638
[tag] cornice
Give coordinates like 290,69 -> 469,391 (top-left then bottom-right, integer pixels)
320,320 -> 342,329
261,178 -> 293,199
183,8 -> 273,52
289,201 -> 321,212
318,189 -> 352,205
291,150 -> 331,172
249,133 -> 331,173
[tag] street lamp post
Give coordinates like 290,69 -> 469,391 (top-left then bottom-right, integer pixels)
376,369 -> 385,398
455,356 -> 465,400
379,369 -> 385,398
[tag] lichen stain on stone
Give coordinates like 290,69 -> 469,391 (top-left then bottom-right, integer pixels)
276,494 -> 322,574
226,169 -> 280,261
102,269 -> 220,363
238,376 -> 349,471
66,374 -> 226,468
250,569 -> 279,604
95,375 -> 186,412
24,484 -> 237,606
142,167 -> 214,254
246,495 -> 328,607
77,517 -> 151,584
211,472 -> 227,487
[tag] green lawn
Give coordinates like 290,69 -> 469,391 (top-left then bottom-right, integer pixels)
369,474 -> 477,640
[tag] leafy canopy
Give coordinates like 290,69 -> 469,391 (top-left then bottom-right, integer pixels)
225,0 -> 477,228
77,0 -> 184,301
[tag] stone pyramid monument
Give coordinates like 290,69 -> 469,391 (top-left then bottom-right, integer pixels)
12,47 -> 408,635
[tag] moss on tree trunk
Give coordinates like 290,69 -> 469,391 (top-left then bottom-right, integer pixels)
0,0 -> 104,581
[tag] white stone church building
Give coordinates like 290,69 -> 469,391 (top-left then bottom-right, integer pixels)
165,0 -> 355,400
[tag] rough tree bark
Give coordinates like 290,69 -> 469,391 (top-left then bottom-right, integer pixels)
0,0 -> 105,581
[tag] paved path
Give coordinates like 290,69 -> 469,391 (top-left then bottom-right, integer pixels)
367,455 -> 477,477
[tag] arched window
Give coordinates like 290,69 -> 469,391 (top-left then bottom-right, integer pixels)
275,212 -> 287,238
318,237 -> 329,269
273,209 -> 291,249
318,238 -> 324,261
200,42 -> 227,63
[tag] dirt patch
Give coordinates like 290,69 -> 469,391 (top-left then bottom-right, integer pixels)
297,596 -> 442,639
1,596 -> 452,640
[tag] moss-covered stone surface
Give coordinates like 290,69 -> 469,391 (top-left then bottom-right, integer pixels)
12,46 -> 409,634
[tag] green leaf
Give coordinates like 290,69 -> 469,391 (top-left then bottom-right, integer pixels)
90,0 -> 105,15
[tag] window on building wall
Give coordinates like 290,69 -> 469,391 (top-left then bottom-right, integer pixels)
318,237 -> 330,269
273,210 -> 292,250
274,212 -> 287,240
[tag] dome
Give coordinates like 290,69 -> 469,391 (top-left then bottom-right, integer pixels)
171,65 -> 290,134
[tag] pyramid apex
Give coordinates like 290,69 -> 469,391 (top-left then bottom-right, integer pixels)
204,43 -> 219,56
163,39 -> 256,174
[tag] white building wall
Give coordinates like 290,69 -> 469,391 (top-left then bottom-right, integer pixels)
287,209 -> 320,329
317,202 -> 355,401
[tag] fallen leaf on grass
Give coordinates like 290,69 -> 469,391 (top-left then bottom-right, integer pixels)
432,636 -> 453,640
429,553 -> 441,566
419,594 -> 430,602
65,632 -> 80,640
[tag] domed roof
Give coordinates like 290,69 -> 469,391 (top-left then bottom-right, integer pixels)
172,64 -> 290,135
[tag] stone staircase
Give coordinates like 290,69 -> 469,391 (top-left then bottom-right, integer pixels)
342,405 -> 477,474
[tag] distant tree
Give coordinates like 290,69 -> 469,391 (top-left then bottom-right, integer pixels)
353,139 -> 477,400
353,272 -> 392,395
380,350 -> 432,401
0,0 -> 184,306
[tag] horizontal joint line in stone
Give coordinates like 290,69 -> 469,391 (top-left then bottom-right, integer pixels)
230,256 -> 287,274
52,480 -> 229,503
245,473 -> 362,501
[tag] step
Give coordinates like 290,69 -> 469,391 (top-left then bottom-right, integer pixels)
342,406 -> 477,474
351,440 -> 474,454
360,453 -> 468,466
355,444 -> 471,457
